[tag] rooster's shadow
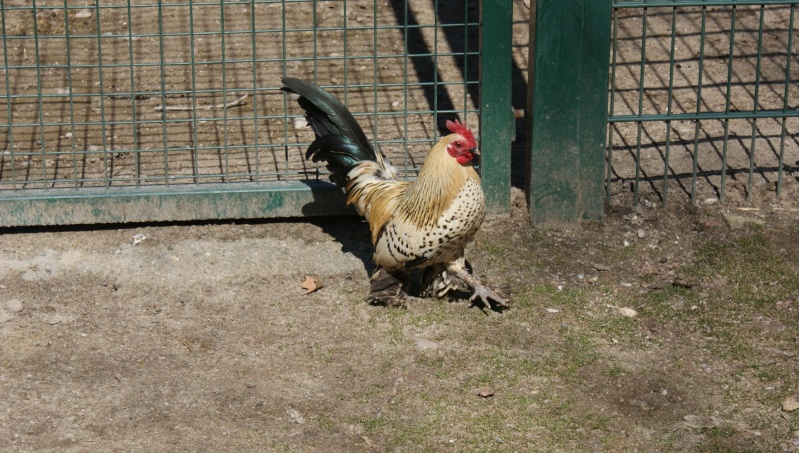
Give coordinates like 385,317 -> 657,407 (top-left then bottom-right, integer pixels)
302,184 -> 376,275
313,216 -> 376,275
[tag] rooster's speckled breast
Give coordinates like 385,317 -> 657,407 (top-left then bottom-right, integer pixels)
372,177 -> 485,271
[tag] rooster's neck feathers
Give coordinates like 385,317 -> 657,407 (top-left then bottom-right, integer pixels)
399,134 -> 479,229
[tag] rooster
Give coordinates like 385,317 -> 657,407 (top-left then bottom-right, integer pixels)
282,78 -> 507,309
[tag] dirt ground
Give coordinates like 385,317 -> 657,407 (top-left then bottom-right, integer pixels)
1,191 -> 799,452
2,1 -> 799,452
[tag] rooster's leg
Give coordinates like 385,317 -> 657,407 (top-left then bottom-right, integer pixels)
417,263 -> 455,298
445,259 -> 508,309
367,268 -> 411,308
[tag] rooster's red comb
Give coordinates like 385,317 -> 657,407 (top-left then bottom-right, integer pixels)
445,119 -> 475,147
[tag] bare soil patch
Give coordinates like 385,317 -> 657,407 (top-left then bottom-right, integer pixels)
1,191 -> 798,451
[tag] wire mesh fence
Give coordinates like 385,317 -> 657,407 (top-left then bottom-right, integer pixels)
0,0 -> 495,224
12,0 -> 793,226
607,0 -> 798,207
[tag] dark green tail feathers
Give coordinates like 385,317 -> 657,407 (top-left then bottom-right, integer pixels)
281,78 -> 377,184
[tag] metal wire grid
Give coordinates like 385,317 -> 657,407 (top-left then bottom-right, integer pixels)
0,0 -> 479,192
607,0 -> 798,206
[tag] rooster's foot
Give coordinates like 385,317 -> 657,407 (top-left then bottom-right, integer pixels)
367,269 -> 410,308
469,284 -> 509,310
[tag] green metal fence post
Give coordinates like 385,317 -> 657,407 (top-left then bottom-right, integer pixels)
480,0 -> 514,216
526,0 -> 611,225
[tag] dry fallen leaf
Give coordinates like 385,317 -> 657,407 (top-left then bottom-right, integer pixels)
477,387 -> 495,398
301,275 -> 323,295
783,396 -> 799,412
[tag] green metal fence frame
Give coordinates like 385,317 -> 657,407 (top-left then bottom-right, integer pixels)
0,0 -> 513,226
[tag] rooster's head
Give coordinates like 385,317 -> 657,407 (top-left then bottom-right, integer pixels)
445,120 -> 478,165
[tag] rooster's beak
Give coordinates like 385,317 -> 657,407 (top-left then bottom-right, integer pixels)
470,147 -> 480,156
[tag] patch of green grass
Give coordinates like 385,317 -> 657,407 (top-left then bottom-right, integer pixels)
689,231 -> 799,309
599,239 -> 640,262
637,282 -> 696,312
484,244 -> 505,256
602,364 -> 626,378
535,398 -> 613,434
415,353 -> 445,369
620,231 -> 799,363
338,227 -> 798,452
696,426 -> 756,453
348,414 -> 389,431
747,361 -> 789,384
563,330 -> 600,368
407,310 -> 447,328
314,414 -> 339,433
541,328 -> 601,383
586,314 -> 644,347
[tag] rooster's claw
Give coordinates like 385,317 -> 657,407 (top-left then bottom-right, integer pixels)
469,285 -> 509,310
